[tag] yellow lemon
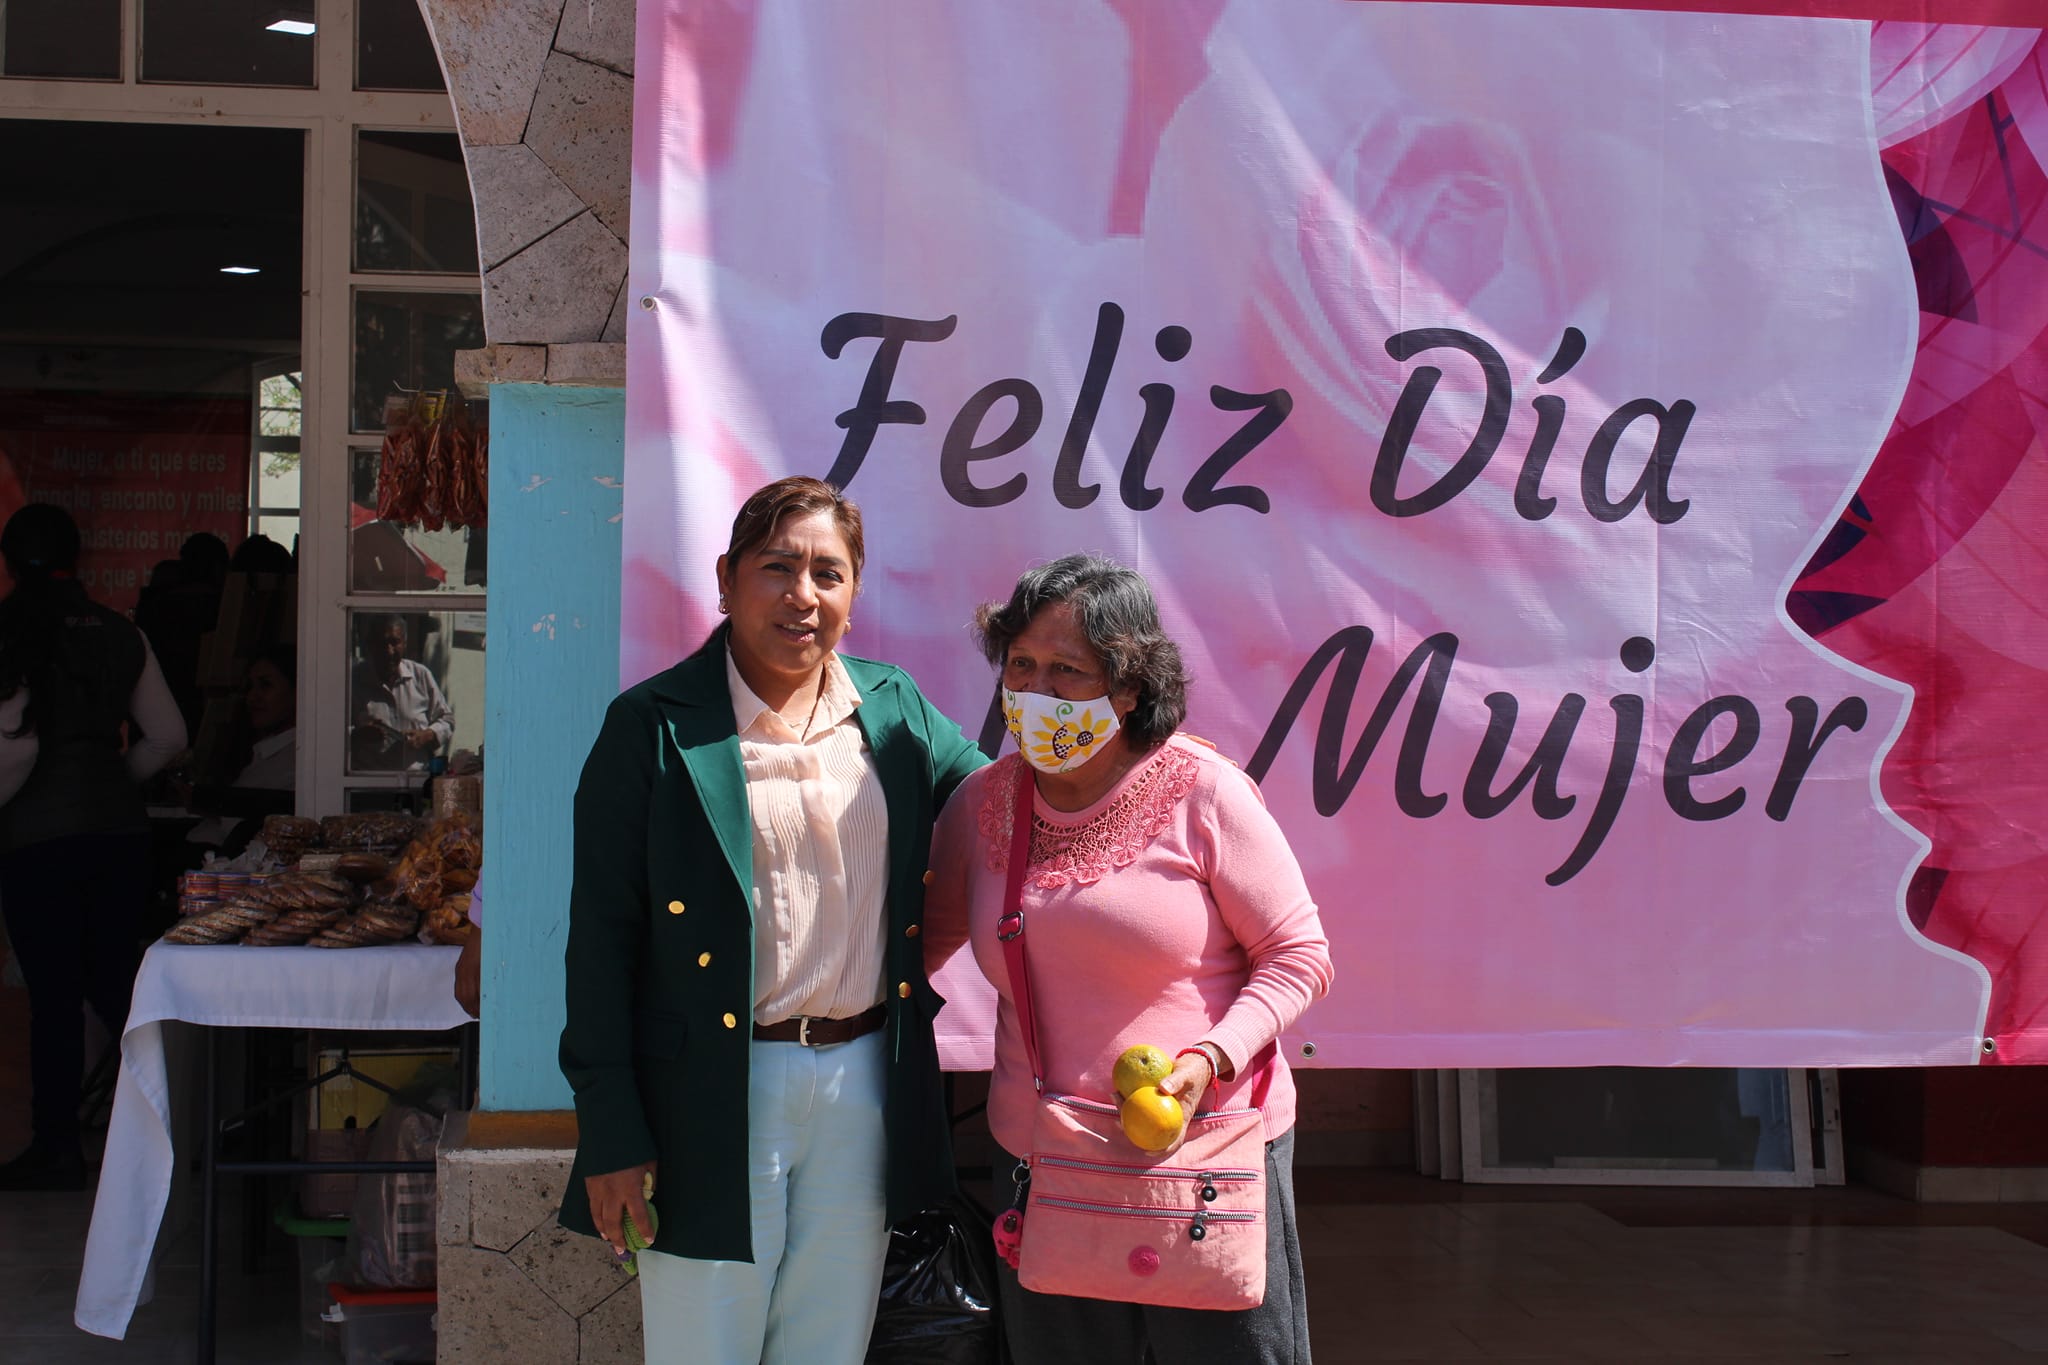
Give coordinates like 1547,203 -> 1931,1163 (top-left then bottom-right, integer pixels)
1118,1086 -> 1186,1152
1112,1044 -> 1173,1100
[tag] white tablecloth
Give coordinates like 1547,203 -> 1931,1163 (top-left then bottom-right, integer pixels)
75,942 -> 468,1339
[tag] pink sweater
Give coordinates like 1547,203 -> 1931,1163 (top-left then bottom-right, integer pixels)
925,736 -> 1334,1153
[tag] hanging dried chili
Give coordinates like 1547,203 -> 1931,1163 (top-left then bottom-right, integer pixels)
377,392 -> 488,530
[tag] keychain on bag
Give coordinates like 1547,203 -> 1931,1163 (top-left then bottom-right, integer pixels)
992,1162 -> 1028,1269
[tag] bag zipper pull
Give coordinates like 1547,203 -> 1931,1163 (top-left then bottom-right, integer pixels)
1189,1209 -> 1210,1242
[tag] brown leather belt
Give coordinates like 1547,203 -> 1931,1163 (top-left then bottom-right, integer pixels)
751,1003 -> 887,1047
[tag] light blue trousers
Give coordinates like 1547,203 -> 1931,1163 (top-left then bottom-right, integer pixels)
637,1031 -> 889,1365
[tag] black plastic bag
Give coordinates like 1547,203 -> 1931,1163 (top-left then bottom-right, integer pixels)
866,1198 -> 999,1364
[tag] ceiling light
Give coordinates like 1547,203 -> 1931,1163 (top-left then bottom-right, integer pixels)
264,14 -> 316,36
221,265 -> 261,275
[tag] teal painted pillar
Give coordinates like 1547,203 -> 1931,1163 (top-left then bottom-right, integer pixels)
479,384 -> 623,1111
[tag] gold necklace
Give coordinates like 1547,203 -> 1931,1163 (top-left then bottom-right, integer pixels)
794,669 -> 827,740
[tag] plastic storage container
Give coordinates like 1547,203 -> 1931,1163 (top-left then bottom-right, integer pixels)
322,1283 -> 436,1365
274,1205 -> 348,1341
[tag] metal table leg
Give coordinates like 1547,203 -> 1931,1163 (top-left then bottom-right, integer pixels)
186,1023 -> 450,1364
198,1025 -> 219,1365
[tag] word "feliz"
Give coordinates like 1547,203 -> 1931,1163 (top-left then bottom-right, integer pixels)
820,306 -> 1693,524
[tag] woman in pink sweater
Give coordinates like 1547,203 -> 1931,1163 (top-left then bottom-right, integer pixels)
925,553 -> 1333,1365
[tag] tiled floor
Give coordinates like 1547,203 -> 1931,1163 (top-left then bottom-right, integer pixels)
1293,1170 -> 2048,1361
5,1164 -> 2047,1362
0,1176 -> 332,1365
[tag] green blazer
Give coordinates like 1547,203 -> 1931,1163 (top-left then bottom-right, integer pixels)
557,629 -> 987,1259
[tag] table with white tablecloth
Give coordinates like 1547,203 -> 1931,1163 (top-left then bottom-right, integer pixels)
75,941 -> 468,1340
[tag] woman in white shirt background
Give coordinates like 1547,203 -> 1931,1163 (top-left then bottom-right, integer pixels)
183,642 -> 298,854
0,503 -> 184,1191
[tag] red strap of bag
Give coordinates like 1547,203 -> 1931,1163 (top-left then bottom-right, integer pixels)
997,763 -> 1044,1090
995,759 -> 1274,1106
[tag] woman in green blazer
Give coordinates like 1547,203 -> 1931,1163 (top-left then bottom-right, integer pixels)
558,477 -> 986,1364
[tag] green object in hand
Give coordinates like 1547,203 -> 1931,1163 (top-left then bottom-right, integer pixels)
620,1173 -> 659,1277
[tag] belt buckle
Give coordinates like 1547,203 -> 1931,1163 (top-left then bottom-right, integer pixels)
797,1016 -> 814,1047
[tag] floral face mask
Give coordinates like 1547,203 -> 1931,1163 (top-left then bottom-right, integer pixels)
1002,688 -> 1122,774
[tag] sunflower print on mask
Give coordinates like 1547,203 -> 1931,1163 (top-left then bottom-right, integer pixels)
1027,703 -> 1112,770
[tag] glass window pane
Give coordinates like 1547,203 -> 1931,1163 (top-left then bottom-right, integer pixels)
356,0 -> 441,91
356,132 -> 479,275
3,0 -> 121,79
255,370 -> 303,514
255,513 -> 300,559
348,446 -> 486,593
351,289 -> 483,432
1480,1067 -> 1798,1177
345,608 -> 483,774
142,0 -> 317,87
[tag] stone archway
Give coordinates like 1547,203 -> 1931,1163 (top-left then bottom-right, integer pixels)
420,0 -> 635,384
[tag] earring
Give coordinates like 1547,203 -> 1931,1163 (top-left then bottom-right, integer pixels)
717,595 -> 729,615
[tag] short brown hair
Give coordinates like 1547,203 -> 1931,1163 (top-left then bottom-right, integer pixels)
725,476 -> 866,584
973,554 -> 1188,751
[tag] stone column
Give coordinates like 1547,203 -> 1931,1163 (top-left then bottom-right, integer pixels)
418,2 -> 640,1358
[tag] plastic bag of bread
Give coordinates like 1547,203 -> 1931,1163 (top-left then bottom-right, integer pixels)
321,812 -> 420,852
391,838 -> 445,913
434,812 -> 480,871
260,816 -> 321,861
422,893 -> 475,946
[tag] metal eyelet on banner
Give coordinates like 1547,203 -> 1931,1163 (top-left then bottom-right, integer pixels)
638,295 -> 657,311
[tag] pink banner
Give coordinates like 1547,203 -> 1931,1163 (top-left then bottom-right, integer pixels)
625,2 -> 2048,1067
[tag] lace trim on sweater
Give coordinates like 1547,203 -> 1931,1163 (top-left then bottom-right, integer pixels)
978,746 -> 1202,889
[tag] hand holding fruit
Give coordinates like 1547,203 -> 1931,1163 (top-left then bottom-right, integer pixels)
1113,1043 -> 1214,1153
1156,1048 -> 1216,1121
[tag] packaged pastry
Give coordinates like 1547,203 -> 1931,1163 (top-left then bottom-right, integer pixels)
336,852 -> 392,884
423,894 -> 475,946
322,812 -> 421,851
260,816 -> 321,860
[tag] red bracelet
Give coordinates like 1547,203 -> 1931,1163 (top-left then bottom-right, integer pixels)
1177,1044 -> 1224,1078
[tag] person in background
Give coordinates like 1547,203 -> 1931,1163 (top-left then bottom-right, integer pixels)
134,532 -> 229,735
349,615 -> 453,771
185,643 -> 298,853
0,504 -> 185,1191
229,532 -> 295,576
454,883 -> 481,1019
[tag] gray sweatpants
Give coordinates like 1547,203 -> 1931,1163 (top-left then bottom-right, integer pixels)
991,1128 -> 1312,1365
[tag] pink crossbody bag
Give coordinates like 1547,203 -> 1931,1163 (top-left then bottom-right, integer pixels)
992,762 -> 1271,1310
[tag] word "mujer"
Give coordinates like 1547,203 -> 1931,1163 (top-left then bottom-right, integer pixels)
1245,628 -> 1864,886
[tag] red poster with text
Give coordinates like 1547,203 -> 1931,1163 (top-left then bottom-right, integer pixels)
0,392 -> 253,614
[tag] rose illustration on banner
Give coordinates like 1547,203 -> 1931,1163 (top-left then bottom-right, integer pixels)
1119,1 -> 1990,1062
626,0 -> 2012,1065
